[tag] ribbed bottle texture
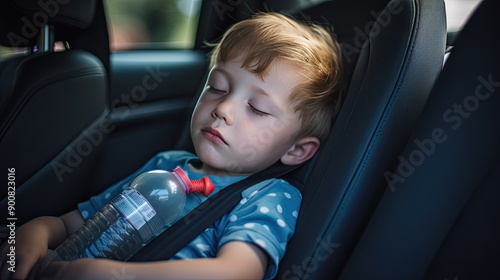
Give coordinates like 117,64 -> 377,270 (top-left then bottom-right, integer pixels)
44,168 -> 214,264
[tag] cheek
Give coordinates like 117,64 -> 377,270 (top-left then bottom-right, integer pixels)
190,107 -> 200,129
192,100 -> 212,122
258,117 -> 299,142
241,124 -> 292,154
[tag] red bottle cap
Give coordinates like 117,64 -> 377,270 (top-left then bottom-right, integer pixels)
172,167 -> 215,196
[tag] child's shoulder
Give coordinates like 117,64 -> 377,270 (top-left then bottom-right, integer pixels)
242,178 -> 302,204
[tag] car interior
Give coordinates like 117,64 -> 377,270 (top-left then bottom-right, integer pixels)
0,0 -> 498,279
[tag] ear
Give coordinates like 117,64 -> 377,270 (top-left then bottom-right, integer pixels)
280,137 -> 320,165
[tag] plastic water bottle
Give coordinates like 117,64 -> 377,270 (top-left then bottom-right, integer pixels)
45,167 -> 214,263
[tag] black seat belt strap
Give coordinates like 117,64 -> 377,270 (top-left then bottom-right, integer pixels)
129,162 -> 299,261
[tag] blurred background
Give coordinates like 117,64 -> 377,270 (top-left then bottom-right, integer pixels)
0,0 -> 483,56
105,0 -> 202,50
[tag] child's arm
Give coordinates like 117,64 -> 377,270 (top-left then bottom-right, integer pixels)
0,210 -> 84,280
41,241 -> 268,280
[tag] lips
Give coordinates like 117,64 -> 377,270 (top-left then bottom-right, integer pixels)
201,127 -> 228,145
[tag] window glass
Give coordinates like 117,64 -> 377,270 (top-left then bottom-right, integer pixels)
105,0 -> 202,51
444,0 -> 482,32
0,47 -> 16,58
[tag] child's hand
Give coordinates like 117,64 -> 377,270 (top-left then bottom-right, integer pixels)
0,224 -> 49,280
0,214 -> 76,280
39,259 -> 86,280
39,259 -> 114,280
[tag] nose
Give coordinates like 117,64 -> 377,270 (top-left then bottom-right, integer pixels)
211,97 -> 234,125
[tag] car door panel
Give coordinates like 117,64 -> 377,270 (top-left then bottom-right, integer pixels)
89,50 -> 208,195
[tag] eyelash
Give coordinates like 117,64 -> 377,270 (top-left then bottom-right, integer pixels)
248,103 -> 270,117
208,86 -> 226,94
208,85 -> 269,117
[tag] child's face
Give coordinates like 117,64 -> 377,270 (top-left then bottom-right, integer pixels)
190,58 -> 313,175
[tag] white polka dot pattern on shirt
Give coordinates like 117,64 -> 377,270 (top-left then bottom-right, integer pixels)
277,218 -> 286,228
244,223 -> 256,228
218,187 -> 300,273
255,239 -> 267,248
81,211 -> 89,219
196,243 -> 210,252
240,191 -> 296,234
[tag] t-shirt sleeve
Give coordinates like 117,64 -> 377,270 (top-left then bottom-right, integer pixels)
217,178 -> 302,279
77,151 -> 187,220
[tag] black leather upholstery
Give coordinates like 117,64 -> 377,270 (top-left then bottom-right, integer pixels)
276,0 -> 446,278
0,0 -> 109,224
340,0 -> 500,278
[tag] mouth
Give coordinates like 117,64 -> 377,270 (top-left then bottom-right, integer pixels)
201,127 -> 228,146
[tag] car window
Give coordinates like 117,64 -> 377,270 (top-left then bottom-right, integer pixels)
0,0 -> 482,58
104,0 -> 202,51
0,46 -> 20,58
444,0 -> 482,32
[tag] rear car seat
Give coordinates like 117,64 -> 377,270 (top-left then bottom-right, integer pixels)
0,0 -> 110,225
275,0 -> 446,278
339,0 -> 500,278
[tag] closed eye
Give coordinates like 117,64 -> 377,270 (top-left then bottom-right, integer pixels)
207,85 -> 227,94
248,103 -> 270,117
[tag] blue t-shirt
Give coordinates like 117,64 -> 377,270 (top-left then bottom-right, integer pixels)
78,150 -> 302,279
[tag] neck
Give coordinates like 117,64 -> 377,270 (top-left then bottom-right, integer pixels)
188,162 -> 250,177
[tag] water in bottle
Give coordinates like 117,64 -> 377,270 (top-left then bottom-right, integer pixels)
45,167 -> 214,263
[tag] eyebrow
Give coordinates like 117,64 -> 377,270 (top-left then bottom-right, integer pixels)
212,66 -> 271,96
210,67 -> 228,78
252,85 -> 270,97
213,65 -> 281,112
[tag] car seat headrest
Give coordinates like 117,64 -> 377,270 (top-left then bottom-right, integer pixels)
0,0 -> 97,47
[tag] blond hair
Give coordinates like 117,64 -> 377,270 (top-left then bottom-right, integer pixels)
209,12 -> 343,141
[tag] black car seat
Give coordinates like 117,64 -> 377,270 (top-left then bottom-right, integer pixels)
272,0 -> 446,278
127,1 -> 447,276
339,0 -> 500,278
0,0 -> 110,225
